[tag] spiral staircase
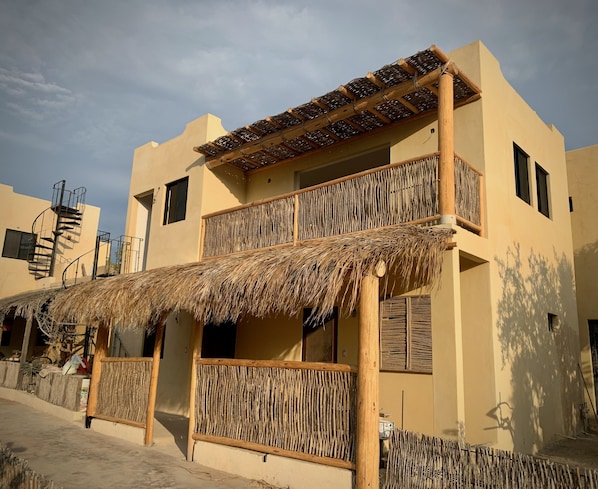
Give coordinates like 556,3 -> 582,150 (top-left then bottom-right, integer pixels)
27,180 -> 86,280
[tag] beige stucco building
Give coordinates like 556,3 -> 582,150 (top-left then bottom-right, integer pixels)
567,144 -> 598,420
0,181 -> 101,359
3,39 -> 592,489
114,38 -> 585,468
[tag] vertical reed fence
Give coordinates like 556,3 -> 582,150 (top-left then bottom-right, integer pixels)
0,361 -> 20,389
0,443 -> 60,489
201,153 -> 482,258
95,358 -> 152,426
193,359 -> 357,467
298,155 -> 439,240
383,429 -> 598,489
454,154 -> 482,229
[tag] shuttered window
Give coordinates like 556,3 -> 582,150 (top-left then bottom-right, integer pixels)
380,295 -> 432,373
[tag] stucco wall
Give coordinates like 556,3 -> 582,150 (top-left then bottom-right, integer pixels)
567,144 -> 598,411
0,183 -> 101,298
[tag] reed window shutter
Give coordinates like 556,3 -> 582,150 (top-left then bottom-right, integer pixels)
380,295 -> 432,373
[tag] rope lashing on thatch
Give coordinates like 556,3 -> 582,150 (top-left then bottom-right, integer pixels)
46,225 -> 452,330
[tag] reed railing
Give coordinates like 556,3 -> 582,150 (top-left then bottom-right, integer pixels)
202,153 -> 482,258
383,429 -> 598,489
192,359 -> 357,468
95,358 -> 152,427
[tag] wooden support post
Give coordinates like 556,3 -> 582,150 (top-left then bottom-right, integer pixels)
438,68 -> 456,224
145,317 -> 166,446
87,323 -> 109,419
187,319 -> 204,461
19,317 -> 33,364
356,261 -> 385,489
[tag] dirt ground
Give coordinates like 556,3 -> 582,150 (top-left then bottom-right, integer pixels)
538,426 -> 598,470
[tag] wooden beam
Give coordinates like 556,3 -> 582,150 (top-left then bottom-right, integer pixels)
356,263 -> 384,489
192,433 -> 355,470
19,317 -> 33,365
204,65 -> 448,169
87,323 -> 109,418
187,319 -> 204,462
438,69 -> 456,222
145,317 -> 166,446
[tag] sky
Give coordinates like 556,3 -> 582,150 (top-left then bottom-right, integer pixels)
0,0 -> 596,240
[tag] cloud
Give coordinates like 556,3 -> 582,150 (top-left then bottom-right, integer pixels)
0,0 -> 596,239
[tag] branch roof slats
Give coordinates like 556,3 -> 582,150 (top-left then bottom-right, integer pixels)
194,45 -> 481,172
24,225 -> 452,331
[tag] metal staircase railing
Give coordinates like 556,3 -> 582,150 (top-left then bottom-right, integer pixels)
27,180 -> 86,280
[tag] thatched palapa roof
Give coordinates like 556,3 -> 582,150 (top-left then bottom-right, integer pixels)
44,225 -> 452,330
0,287 -> 61,324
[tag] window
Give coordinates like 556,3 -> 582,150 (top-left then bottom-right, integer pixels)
297,147 -> 389,189
163,177 -> 188,224
380,295 -> 432,373
514,144 -> 531,204
2,229 -> 35,260
302,308 -> 338,363
536,163 -> 550,217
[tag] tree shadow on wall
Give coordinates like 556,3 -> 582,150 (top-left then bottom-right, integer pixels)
493,243 -> 581,453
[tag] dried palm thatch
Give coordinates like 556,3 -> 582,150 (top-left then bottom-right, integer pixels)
49,225 -> 452,330
0,288 -> 61,324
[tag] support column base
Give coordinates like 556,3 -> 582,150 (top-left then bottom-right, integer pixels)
440,214 -> 457,225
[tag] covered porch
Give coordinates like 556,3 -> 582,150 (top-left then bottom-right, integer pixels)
42,224 -> 452,488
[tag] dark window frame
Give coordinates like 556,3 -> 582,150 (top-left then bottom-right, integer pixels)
163,177 -> 189,225
514,144 -> 531,204
2,229 -> 35,260
535,163 -> 550,217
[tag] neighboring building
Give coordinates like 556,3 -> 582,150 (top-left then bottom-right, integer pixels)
2,40 -> 589,489
0,181 -> 101,360
567,144 -> 598,416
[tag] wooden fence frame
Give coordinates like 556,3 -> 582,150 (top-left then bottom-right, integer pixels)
190,358 -> 357,470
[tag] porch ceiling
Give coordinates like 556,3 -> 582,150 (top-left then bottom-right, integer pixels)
194,45 -> 481,173
46,225 -> 453,330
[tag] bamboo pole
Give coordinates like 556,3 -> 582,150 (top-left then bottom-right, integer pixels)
19,317 -> 33,365
145,317 -> 166,446
187,319 -> 204,461
87,323 -> 109,419
356,261 -> 385,489
438,68 -> 455,224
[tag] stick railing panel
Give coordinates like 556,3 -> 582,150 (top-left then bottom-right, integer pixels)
202,153 -> 483,258
193,359 -> 357,464
95,358 -> 152,426
383,429 -> 598,489
454,154 -> 481,229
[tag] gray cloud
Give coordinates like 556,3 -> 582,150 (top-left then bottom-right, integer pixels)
0,0 -> 596,242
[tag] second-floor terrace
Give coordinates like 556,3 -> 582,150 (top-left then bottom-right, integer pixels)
195,45 -> 483,259
201,152 -> 483,258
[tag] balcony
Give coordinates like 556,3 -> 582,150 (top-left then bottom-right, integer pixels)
201,152 -> 483,258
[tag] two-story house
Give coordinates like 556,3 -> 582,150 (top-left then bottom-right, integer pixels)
14,40 -> 587,489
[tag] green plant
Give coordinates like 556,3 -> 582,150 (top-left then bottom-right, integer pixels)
20,360 -> 43,393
